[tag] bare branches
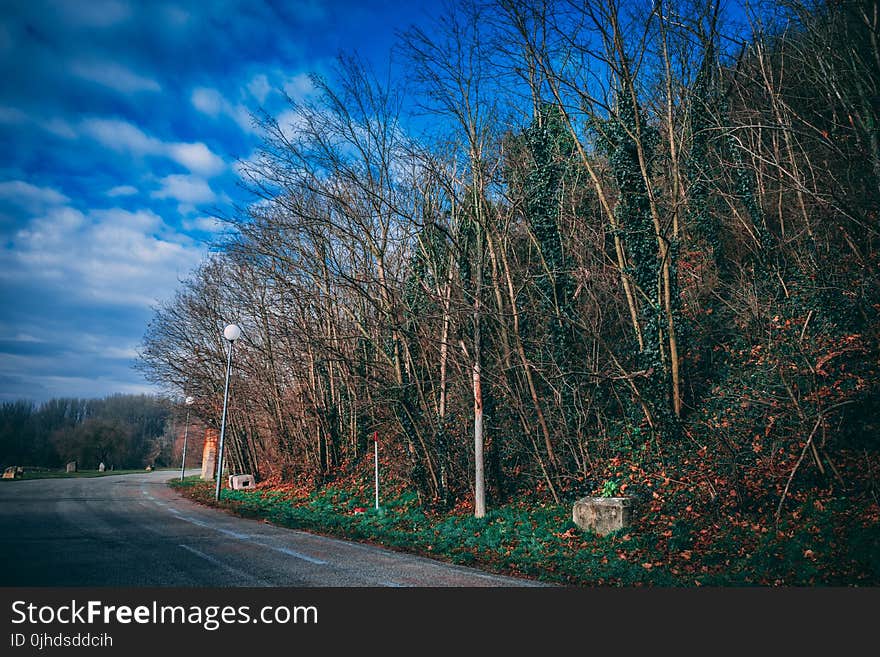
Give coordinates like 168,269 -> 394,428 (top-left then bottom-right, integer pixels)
137,0 -> 880,524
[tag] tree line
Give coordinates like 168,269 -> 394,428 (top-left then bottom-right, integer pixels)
0,395 -> 174,470
139,0 -> 879,519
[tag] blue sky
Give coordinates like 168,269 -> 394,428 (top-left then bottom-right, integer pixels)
0,0 -> 430,403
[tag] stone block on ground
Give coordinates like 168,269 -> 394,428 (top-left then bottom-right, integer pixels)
573,496 -> 633,536
228,473 -> 255,490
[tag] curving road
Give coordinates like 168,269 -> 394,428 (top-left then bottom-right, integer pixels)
0,470 -> 544,587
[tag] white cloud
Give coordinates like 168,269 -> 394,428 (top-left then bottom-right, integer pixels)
234,149 -> 281,184
0,180 -> 70,212
192,70 -> 320,136
5,204 -> 203,308
82,118 -> 161,154
0,371 -> 156,402
248,74 -> 271,104
182,216 -> 224,233
190,86 -> 259,134
0,109 -> 78,139
102,345 -> 140,359
42,117 -> 77,139
12,333 -> 43,343
81,118 -> 226,177
275,108 -> 310,142
151,174 -> 216,205
191,87 -> 224,116
70,60 -> 161,94
167,142 -> 225,176
231,105 -> 257,134
106,185 -> 138,197
283,72 -> 317,101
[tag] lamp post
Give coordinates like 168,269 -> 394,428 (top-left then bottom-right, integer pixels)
215,323 -> 241,501
180,395 -> 194,481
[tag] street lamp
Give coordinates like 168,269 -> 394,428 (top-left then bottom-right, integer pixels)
180,395 -> 194,481
215,323 -> 241,501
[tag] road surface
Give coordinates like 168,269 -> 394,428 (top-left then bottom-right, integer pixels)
0,470 -> 545,587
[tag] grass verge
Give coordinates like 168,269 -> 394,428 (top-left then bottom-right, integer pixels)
169,476 -> 879,586
3,467 -> 173,480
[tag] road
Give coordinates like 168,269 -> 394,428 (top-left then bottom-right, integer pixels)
0,470 -> 544,587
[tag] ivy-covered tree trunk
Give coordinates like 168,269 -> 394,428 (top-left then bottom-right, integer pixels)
597,90 -> 680,436
521,104 -> 580,438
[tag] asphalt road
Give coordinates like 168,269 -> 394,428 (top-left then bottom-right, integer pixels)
0,470 -> 545,587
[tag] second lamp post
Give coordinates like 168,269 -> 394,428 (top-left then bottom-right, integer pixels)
180,395 -> 194,481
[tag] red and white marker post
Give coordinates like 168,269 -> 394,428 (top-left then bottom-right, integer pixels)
373,430 -> 380,510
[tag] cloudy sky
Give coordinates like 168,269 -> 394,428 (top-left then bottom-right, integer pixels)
0,0 -> 429,403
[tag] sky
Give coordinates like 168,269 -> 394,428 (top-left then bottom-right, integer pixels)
0,0 -> 432,403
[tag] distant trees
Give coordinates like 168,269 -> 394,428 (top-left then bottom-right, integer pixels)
139,0 -> 879,521
54,418 -> 131,470
0,394 -> 174,470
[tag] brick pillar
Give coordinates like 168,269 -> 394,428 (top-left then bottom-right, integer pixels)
201,427 -> 218,480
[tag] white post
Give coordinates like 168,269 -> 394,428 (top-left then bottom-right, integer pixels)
373,431 -> 379,510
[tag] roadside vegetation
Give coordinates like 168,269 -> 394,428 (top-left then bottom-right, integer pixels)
171,455 -> 879,586
138,0 -> 878,586
1,467 -> 166,481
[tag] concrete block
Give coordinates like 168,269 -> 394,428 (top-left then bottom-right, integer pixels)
228,474 -> 255,490
573,496 -> 633,536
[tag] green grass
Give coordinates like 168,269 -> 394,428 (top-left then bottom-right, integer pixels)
169,477 -> 832,586
2,467 -> 173,481
168,475 -> 880,586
